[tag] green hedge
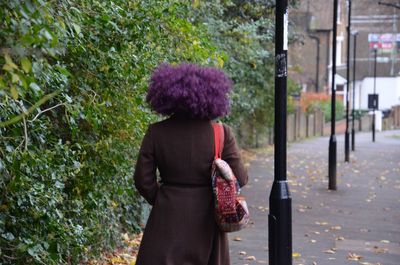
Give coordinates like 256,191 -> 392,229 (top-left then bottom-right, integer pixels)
0,1 -> 218,263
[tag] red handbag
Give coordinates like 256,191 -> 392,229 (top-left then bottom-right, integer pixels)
211,123 -> 249,232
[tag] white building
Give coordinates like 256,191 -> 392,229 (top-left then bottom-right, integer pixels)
352,77 -> 400,110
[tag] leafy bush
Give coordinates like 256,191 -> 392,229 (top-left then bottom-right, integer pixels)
194,1 -> 300,147
300,92 -> 344,121
0,0 -> 217,264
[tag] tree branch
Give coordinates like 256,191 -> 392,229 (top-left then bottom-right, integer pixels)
0,90 -> 61,127
29,103 -> 65,122
22,115 -> 28,151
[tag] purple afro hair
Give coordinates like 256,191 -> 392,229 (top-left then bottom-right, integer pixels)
146,63 -> 232,120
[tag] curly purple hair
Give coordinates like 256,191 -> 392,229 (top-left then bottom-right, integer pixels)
146,63 -> 232,120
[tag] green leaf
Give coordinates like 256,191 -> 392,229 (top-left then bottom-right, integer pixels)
29,82 -> 41,92
43,29 -> 53,40
21,57 -> 32,73
55,65 -> 71,76
55,181 -> 64,189
10,85 -> 18,100
11,73 -> 20,83
1,232 -> 15,241
72,23 -> 81,35
4,53 -> 18,70
0,76 -> 5,88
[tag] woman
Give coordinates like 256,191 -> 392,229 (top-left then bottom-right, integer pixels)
134,63 -> 248,265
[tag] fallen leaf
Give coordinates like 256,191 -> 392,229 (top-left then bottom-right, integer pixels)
292,252 -> 301,258
347,252 -> 363,261
323,249 -> 336,254
233,237 -> 242,241
239,251 -> 247,255
245,256 -> 256,261
373,246 -> 388,254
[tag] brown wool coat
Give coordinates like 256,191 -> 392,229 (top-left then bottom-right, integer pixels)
134,115 -> 248,265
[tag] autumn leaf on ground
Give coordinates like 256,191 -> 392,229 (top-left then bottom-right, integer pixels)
292,252 -> 301,258
347,252 -> 363,261
245,255 -> 256,260
323,249 -> 336,254
373,246 -> 388,254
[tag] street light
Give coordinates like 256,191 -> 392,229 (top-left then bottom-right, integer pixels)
351,31 -> 358,151
329,0 -> 338,190
268,0 -> 292,264
372,45 -> 378,142
344,0 -> 352,162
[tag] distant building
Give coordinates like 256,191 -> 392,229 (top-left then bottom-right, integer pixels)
289,0 -> 400,111
289,0 -> 347,93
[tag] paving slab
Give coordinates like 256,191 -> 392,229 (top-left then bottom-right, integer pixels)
229,130 -> 400,265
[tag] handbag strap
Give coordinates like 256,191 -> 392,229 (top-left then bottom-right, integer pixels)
212,123 -> 225,159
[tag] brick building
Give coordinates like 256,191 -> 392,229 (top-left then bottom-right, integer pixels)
289,0 -> 400,97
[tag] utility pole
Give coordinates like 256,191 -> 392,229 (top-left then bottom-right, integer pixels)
268,0 -> 292,264
329,0 -> 338,190
345,0 -> 352,162
351,32 -> 358,151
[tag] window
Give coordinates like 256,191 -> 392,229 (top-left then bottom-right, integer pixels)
336,40 -> 342,65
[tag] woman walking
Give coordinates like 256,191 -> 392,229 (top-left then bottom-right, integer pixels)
134,63 -> 248,265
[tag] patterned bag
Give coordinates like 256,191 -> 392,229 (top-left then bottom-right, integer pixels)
211,123 -> 249,232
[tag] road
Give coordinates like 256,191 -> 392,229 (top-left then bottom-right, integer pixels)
229,130 -> 400,265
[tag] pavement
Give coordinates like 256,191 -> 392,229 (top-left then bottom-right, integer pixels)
229,130 -> 400,265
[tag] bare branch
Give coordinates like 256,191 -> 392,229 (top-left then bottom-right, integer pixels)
18,101 -> 29,152
29,103 -> 65,122
22,116 -> 28,152
0,90 -> 61,127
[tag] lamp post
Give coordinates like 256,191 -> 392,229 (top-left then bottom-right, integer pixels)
372,45 -> 378,142
268,0 -> 292,264
329,0 -> 338,190
344,0 -> 352,162
351,32 -> 358,151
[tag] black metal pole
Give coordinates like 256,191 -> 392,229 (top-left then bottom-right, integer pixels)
329,0 -> 338,190
351,32 -> 358,151
316,38 -> 320,92
269,0 -> 292,264
344,0 -> 352,162
372,47 -> 377,142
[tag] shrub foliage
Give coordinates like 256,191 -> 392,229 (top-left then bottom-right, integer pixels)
0,1 -> 218,263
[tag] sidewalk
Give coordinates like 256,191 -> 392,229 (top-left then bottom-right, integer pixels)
229,130 -> 400,265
